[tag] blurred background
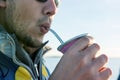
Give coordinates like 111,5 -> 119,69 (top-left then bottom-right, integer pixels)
43,0 -> 120,80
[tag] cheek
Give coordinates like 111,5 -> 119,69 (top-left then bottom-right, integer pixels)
14,24 -> 40,40
14,0 -> 42,22
5,4 -> 15,28
14,8 -> 34,23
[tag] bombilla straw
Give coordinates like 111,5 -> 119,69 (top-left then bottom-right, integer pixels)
49,29 -> 64,44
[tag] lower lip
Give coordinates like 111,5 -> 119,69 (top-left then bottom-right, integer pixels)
40,26 -> 49,34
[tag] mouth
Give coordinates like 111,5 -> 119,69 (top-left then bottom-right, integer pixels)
39,23 -> 50,34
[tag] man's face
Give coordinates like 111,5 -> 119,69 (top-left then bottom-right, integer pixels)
5,0 -> 58,47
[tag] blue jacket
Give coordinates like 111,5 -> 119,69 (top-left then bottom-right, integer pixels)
0,25 -> 50,80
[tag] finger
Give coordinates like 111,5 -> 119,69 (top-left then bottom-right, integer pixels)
66,36 -> 93,54
92,54 -> 108,70
83,43 -> 100,60
99,68 -> 112,80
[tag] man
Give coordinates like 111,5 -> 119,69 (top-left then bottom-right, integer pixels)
0,0 -> 112,80
118,72 -> 120,80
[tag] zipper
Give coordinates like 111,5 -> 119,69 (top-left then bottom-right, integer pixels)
7,34 -> 37,80
34,64 -> 39,77
6,33 -> 49,80
34,41 -> 49,80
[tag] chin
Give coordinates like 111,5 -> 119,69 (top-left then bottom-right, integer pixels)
26,40 -> 42,48
26,43 -> 41,48
21,36 -> 42,48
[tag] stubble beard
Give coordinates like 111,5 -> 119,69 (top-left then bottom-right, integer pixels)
5,1 -> 43,48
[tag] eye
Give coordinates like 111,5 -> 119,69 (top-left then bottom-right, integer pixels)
36,0 -> 61,7
55,0 -> 58,7
55,0 -> 61,7
37,0 -> 47,2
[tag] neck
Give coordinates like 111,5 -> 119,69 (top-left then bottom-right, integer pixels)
12,35 -> 39,55
23,44 -> 39,55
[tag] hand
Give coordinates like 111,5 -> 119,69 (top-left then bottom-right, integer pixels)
49,36 -> 112,80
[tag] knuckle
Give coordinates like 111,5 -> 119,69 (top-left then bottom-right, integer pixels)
93,43 -> 100,50
84,43 -> 100,54
79,52 -> 88,65
89,64 -> 96,73
86,67 -> 99,80
103,68 -> 112,78
87,65 -> 93,72
82,36 -> 92,44
108,68 -> 112,75
80,56 -> 87,65
100,54 -> 108,63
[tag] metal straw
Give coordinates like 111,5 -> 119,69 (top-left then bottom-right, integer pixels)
49,29 -> 64,44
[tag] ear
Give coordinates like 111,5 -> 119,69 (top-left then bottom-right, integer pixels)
0,1 -> 6,8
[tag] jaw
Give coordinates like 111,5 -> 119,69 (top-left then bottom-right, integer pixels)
0,6 -> 6,27
23,45 -> 39,55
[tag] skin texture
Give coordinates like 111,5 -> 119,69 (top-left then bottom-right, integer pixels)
0,0 -> 57,53
49,37 -> 112,80
0,0 -> 112,80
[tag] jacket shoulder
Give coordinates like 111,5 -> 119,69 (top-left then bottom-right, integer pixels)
0,51 -> 18,80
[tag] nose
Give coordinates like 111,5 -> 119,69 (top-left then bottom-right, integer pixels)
43,0 -> 57,16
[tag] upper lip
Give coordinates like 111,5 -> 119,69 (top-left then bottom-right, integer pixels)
39,23 -> 50,32
41,23 -> 50,30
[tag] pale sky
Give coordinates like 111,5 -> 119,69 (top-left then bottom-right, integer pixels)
44,0 -> 120,58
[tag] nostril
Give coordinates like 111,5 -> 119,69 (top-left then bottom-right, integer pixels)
46,11 -> 55,16
46,12 -> 51,15
44,7 -> 56,16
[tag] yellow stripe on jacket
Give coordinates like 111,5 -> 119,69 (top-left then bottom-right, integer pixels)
15,65 -> 49,80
